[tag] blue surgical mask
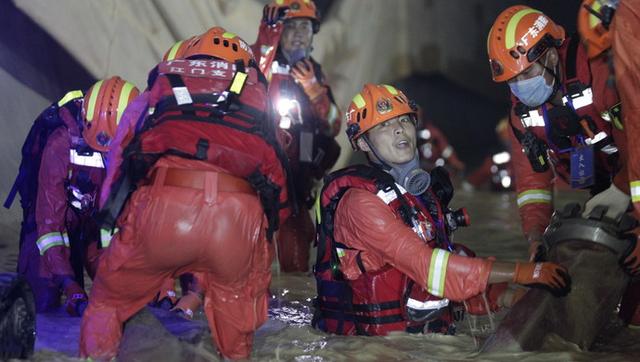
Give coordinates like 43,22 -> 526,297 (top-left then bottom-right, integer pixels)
509,74 -> 554,108
509,54 -> 555,107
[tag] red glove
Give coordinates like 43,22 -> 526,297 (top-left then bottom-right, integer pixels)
623,236 -> 640,276
291,59 -> 326,101
263,4 -> 286,26
513,262 -> 571,297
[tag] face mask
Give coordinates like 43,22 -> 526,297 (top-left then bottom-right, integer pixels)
509,55 -> 555,108
388,154 -> 431,195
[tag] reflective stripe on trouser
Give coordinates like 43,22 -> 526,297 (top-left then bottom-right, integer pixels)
80,178 -> 272,360
631,181 -> 640,203
517,189 -> 552,207
36,232 -> 69,255
427,249 -> 451,298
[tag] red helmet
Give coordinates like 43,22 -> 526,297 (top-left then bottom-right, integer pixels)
345,84 -> 416,148
487,5 -> 565,82
82,76 -> 140,152
182,27 -> 255,67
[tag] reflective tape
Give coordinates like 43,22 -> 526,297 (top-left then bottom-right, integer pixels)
85,80 -> 104,122
57,90 -> 83,107
631,181 -> 640,203
69,149 -> 105,168
382,84 -> 398,95
521,110 -> 545,127
116,81 -> 136,124
427,249 -> 450,297
314,192 -> 322,224
506,9 -> 541,49
336,248 -> 346,258
407,297 -> 449,311
165,40 -> 184,61
517,189 -> 552,207
352,94 -> 366,109
562,87 -> 593,110
222,31 -> 237,39
376,183 -> 406,204
229,72 -> 248,94
100,227 -> 119,248
36,232 -> 68,255
172,86 -> 193,105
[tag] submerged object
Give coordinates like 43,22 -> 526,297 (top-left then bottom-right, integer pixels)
0,273 -> 36,359
483,203 -> 636,352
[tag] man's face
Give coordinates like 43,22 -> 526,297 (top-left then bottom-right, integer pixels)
507,49 -> 557,84
364,114 -> 417,165
280,18 -> 313,57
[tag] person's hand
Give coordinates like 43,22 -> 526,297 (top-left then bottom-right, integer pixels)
622,235 -> 640,276
513,261 -> 571,297
291,59 -> 326,100
582,183 -> 630,219
528,240 -> 546,262
62,278 -> 88,317
263,4 -> 286,26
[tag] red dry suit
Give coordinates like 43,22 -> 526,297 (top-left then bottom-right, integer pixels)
252,21 -> 341,272
20,93 -> 103,312
313,165 -> 498,335
613,0 -> 640,219
612,0 -> 640,327
508,34 -> 627,242
80,59 -> 290,360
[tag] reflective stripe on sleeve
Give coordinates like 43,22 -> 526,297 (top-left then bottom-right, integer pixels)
427,249 -> 451,297
517,189 -> 552,207
36,232 -> 67,255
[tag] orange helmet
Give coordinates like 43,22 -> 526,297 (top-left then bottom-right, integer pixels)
578,0 -> 617,59
82,76 -> 140,152
345,84 -> 416,148
162,36 -> 195,61
270,0 -> 320,32
487,5 -> 565,82
181,27 -> 255,67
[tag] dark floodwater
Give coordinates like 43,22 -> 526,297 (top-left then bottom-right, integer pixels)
2,189 -> 639,361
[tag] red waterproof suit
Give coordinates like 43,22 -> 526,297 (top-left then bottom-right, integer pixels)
613,0 -> 640,218
612,0 -> 640,327
80,60 -> 290,360
509,35 -> 627,243
252,21 -> 340,272
314,166 -> 499,335
21,95 -> 104,312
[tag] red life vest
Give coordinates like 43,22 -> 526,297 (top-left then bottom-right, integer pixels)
511,34 -> 621,192
313,165 -> 456,336
101,58 -> 292,239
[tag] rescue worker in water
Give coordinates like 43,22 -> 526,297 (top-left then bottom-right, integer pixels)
313,84 -> 571,335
